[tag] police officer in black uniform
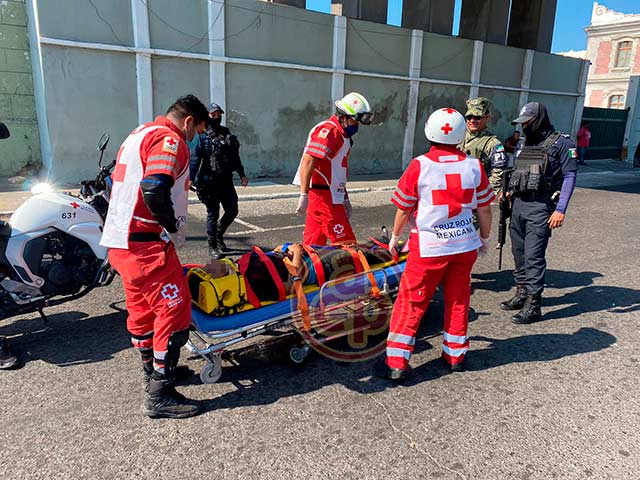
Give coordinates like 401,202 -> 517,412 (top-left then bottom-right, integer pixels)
501,102 -> 578,324
193,103 -> 248,258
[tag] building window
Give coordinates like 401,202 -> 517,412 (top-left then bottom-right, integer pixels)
615,41 -> 632,68
609,94 -> 626,109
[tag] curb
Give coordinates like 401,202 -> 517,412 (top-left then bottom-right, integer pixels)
0,185 -> 396,217
188,185 -> 395,204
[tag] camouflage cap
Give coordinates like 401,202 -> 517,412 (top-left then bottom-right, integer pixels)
465,97 -> 491,117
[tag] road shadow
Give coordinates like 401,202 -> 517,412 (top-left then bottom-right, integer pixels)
195,297 -> 486,413
382,327 -> 616,386
0,308 -> 129,368
472,270 -> 604,294
199,325 -> 616,412
541,285 -> 640,321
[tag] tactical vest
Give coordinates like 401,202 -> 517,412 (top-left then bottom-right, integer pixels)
198,128 -> 238,183
461,132 -> 495,175
509,132 -> 561,195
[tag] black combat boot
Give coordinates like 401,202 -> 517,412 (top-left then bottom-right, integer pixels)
208,237 -> 222,259
372,357 -> 409,382
0,337 -> 17,370
216,234 -> 229,252
512,293 -> 542,324
500,285 -> 528,311
143,372 -> 203,419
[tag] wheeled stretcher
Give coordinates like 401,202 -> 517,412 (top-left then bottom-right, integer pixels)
185,242 -> 407,384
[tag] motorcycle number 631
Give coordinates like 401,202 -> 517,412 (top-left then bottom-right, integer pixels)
61,212 -> 77,220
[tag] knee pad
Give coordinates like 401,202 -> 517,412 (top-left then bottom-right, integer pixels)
167,328 -> 190,352
165,328 -> 190,365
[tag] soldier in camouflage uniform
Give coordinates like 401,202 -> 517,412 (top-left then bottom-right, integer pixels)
458,97 -> 508,196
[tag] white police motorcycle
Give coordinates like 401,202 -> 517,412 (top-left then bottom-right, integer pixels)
0,132 -> 117,321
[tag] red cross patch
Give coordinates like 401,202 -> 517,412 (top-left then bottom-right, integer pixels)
441,123 -> 453,135
70,202 -> 80,209
162,136 -> 179,154
432,173 -> 474,218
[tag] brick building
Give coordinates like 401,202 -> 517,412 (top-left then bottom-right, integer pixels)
584,2 -> 640,109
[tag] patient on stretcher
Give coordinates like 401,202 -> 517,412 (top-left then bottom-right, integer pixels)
187,236 -> 401,316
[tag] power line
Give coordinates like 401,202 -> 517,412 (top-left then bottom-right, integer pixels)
87,0 -> 137,53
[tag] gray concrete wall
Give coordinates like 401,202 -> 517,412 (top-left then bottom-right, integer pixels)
152,58 -> 210,118
38,0 -> 134,46
480,44 -> 524,88
413,83 -> 470,155
344,75 -> 408,175
148,0 -> 209,54
530,51 -> 583,93
0,0 -> 40,175
421,34 -> 474,82
226,64 -> 332,177
29,0 -> 587,182
478,87 -> 521,141
40,46 -> 138,183
345,19 -> 411,77
227,0 -> 334,67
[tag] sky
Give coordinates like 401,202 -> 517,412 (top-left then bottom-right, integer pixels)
305,0 -> 640,53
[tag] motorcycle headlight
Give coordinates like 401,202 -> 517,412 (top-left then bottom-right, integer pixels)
31,183 -> 53,194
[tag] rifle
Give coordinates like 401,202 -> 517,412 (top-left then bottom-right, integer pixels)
497,170 -> 512,270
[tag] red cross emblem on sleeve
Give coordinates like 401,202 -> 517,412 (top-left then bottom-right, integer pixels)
441,123 -> 453,135
432,173 -> 474,218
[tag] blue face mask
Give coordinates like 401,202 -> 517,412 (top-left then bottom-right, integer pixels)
344,124 -> 359,137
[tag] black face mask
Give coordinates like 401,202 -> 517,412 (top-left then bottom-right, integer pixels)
209,118 -> 222,128
523,104 -> 553,145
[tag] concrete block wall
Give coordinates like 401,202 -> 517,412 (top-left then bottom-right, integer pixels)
0,0 -> 40,175
29,0 -> 587,183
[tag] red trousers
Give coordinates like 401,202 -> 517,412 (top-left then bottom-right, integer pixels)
108,241 -> 191,373
386,249 -> 477,369
303,190 -> 356,245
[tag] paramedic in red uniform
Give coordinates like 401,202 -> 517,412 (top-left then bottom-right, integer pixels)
294,92 -> 374,245
375,108 -> 494,381
100,95 -> 209,418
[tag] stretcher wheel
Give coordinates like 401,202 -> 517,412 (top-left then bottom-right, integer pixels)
289,344 -> 310,365
200,356 -> 222,384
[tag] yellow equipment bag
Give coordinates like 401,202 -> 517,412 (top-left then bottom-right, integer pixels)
187,259 -> 248,315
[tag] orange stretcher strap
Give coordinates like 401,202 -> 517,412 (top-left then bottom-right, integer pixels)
339,244 -> 364,274
356,250 -> 381,297
283,255 -> 311,332
369,237 -> 399,264
302,244 -> 326,287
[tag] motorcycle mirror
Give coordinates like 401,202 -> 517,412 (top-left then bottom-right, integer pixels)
97,132 -> 110,152
0,122 -> 10,140
97,132 -> 110,167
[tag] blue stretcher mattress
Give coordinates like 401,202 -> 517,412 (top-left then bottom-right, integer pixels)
191,262 -> 406,334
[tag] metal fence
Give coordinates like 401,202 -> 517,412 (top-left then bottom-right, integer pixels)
581,107 -> 629,160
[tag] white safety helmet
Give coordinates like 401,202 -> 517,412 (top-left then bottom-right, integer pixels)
424,108 -> 466,145
335,92 -> 374,125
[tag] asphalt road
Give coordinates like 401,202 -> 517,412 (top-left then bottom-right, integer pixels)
1,166 -> 640,479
